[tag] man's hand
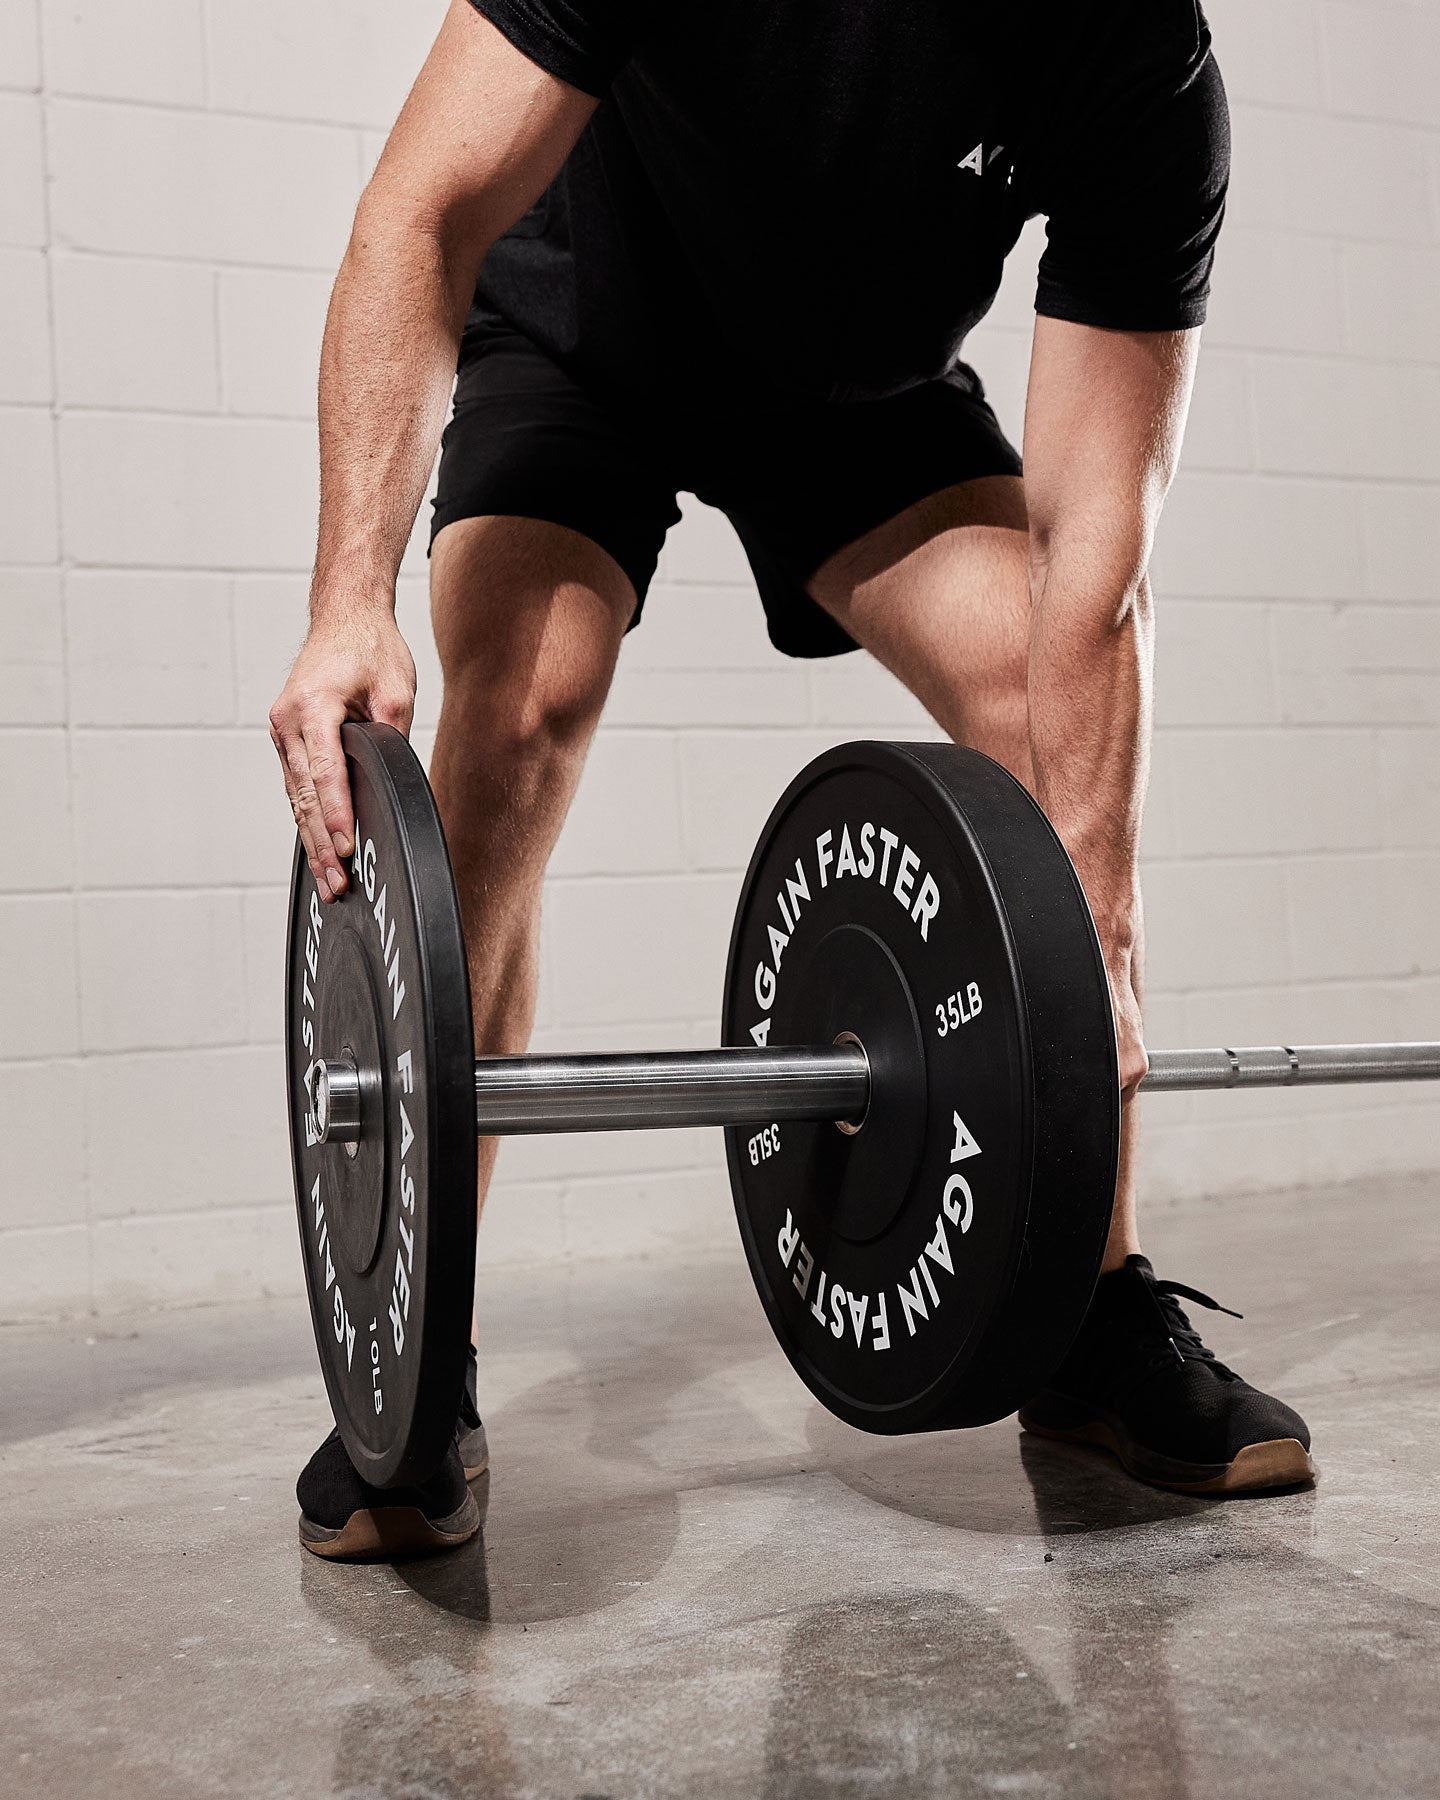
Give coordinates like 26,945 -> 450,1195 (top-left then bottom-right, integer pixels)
1104,933 -> 1149,1100
269,612 -> 417,901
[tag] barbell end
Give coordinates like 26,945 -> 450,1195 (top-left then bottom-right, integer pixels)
1142,1042 -> 1440,1092
308,1056 -> 363,1144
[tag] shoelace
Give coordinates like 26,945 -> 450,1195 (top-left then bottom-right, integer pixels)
1150,1277 -> 1242,1374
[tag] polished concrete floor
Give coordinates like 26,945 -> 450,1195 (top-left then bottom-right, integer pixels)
4,1173 -> 1440,1799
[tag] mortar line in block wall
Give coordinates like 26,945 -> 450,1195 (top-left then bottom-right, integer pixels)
197,0 -> 213,111
51,404 -> 328,427
0,1044 -> 291,1071
1228,91 -> 1440,138
210,265 -> 228,418
1311,1 -> 1337,121
1202,345 -> 1440,381
41,87 -> 417,137
0,1200 -> 296,1235
1150,724 -> 1440,738
1428,120 -> 1440,242
1152,596 -> 1440,614
48,401 -> 330,425
2,882 -> 292,899
1248,350 -> 1440,378
1139,858 -> 1440,890
226,574 -> 245,729
1243,467 -> 1440,491
1168,976 -> 1440,1008
1240,340 -> 1440,376
31,9 -> 100,1315
44,247 -> 350,278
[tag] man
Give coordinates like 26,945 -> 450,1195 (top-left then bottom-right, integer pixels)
271,0 -> 1314,1559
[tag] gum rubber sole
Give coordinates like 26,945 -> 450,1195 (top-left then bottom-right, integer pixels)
1020,1412 -> 1317,1495
298,1489 -> 481,1561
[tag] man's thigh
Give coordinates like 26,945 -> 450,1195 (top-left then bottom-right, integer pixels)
430,512 -> 638,704
808,475 -> 1033,780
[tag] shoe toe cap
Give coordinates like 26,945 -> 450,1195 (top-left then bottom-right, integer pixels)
1221,1382 -> 1311,1461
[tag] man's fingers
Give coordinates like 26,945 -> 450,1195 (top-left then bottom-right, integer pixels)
293,759 -> 348,900
275,713 -> 348,901
268,637 -> 412,897
272,729 -> 324,882
303,718 -> 357,864
1117,1020 -> 1150,1097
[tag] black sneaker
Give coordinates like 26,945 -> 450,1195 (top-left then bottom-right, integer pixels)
296,1431 -> 480,1560
297,1344 -> 488,1560
1019,1255 -> 1316,1495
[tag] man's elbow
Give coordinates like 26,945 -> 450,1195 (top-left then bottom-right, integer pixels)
346,173 -> 493,300
1027,525 -> 1153,633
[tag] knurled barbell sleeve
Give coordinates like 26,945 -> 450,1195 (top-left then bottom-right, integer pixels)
1142,1042 -> 1440,1091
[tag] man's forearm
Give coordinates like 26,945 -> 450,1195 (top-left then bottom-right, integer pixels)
311,199 -> 483,621
1020,317 -> 1194,977
1027,551 -> 1153,951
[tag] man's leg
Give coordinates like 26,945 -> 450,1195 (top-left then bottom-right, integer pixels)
806,473 -> 1311,1494
296,514 -> 634,1559
807,474 -> 1141,1272
428,514 -> 638,1216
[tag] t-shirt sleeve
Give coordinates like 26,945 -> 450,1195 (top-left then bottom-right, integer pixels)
466,0 -> 638,98
1027,0 -> 1231,332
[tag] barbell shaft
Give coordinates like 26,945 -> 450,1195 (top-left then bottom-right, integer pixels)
468,1039 -> 1440,1135
474,1043 -> 872,1134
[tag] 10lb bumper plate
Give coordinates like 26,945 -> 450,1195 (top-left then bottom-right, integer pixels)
284,723 -> 476,1487
723,741 -> 1120,1433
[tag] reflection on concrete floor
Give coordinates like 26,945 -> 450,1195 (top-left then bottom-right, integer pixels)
3,1173 -> 1438,1798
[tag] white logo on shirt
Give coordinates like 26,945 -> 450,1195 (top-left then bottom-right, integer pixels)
957,143 -> 1007,177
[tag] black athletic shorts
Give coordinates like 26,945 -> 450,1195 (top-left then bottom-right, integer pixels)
430,317 -> 1022,659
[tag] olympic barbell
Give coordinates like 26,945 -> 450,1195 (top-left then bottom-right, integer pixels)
286,724 -> 1439,1487
311,1039 -> 1440,1143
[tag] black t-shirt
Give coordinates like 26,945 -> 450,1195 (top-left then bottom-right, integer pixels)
469,0 -> 1230,406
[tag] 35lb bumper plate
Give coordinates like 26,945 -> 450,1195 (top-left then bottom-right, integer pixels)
723,740 -> 1120,1433
284,722 -> 476,1487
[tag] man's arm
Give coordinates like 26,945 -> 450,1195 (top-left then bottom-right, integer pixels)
1023,315 -> 1199,1092
270,0 -> 597,901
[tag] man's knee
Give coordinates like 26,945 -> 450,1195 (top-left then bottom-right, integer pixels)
433,656 -> 612,872
445,638 -> 613,766
430,516 -> 631,836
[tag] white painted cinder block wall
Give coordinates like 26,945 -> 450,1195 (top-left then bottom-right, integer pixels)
2,0 -> 1438,1320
